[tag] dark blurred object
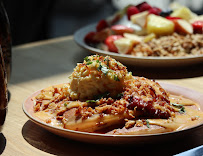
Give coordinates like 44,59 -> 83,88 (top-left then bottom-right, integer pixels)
49,0 -> 116,38
3,0 -> 55,45
2,0 -> 115,45
0,47 -> 8,132
0,1 -> 11,81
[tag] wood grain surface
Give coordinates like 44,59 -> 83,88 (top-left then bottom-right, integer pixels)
1,36 -> 203,156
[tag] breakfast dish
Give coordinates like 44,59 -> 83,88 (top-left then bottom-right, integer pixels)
30,55 -> 203,135
84,2 -> 203,57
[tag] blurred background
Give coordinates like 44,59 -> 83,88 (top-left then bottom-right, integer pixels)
2,0 -> 203,46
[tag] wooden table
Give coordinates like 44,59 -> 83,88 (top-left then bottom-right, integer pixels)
1,36 -> 203,156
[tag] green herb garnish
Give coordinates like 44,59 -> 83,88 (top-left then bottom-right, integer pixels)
114,75 -> 120,81
172,103 -> 185,113
96,60 -> 99,63
101,66 -> 109,75
97,63 -> 102,71
86,100 -> 97,103
104,57 -> 110,67
146,119 -> 150,128
84,56 -> 90,62
86,61 -> 93,65
64,103 -> 68,107
97,62 -> 109,75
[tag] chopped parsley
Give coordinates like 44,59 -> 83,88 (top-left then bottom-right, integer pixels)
104,57 -> 110,67
84,56 -> 90,62
64,103 -> 68,107
86,100 -> 97,103
172,103 -> 185,113
114,75 -> 120,81
97,62 -> 109,75
86,61 -> 93,65
101,66 -> 109,75
97,63 -> 102,71
146,119 -> 150,128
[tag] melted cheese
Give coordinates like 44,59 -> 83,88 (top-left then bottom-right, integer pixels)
148,95 -> 203,131
34,90 -> 203,134
148,107 -> 203,131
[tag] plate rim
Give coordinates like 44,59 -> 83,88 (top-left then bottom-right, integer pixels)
22,82 -> 203,141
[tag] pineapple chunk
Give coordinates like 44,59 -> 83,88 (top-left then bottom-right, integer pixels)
170,7 -> 196,21
114,38 -> 134,54
123,33 -> 143,44
143,33 -> 156,43
147,14 -> 174,36
130,11 -> 149,28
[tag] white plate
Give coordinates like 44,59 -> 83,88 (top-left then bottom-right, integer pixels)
23,82 -> 203,144
74,23 -> 203,67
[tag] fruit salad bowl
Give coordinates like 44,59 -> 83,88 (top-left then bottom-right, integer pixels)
74,2 -> 203,67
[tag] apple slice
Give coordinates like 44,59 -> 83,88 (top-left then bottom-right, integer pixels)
175,19 -> 193,34
114,38 -> 134,54
130,11 -> 149,28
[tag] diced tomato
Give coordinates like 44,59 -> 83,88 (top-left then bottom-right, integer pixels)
148,7 -> 162,15
137,2 -> 152,12
127,6 -> 139,20
105,35 -> 123,52
96,19 -> 108,32
111,25 -> 134,35
192,21 -> 203,34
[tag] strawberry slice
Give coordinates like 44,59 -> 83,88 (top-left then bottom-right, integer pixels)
148,7 -> 162,15
166,16 -> 182,21
84,32 -> 98,44
111,25 -> 134,35
137,2 -> 152,12
127,6 -> 139,20
96,19 -> 108,32
105,35 -> 123,52
84,28 -> 111,44
192,21 -> 203,34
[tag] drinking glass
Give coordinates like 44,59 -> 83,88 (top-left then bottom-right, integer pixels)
0,1 -> 12,81
0,47 -> 8,132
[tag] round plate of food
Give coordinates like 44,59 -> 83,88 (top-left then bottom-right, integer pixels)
74,2 -> 203,67
23,55 -> 203,144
